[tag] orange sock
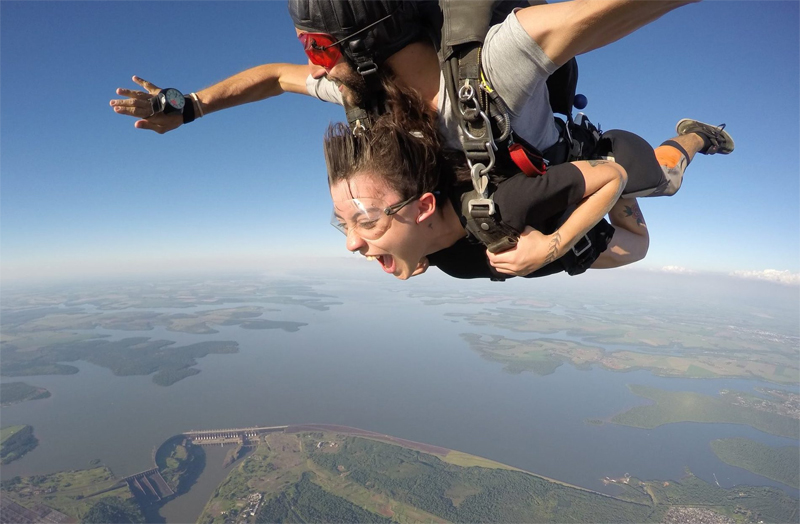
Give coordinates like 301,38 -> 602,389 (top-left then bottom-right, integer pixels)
654,145 -> 684,170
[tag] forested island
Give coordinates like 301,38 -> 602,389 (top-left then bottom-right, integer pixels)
611,385 -> 800,439
1,338 -> 239,386
0,382 -> 50,406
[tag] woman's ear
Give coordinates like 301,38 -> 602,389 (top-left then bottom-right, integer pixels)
416,192 -> 438,224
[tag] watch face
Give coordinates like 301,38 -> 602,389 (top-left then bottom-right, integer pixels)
164,88 -> 185,110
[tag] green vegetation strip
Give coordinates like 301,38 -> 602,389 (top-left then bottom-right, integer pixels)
612,385 -> 799,439
711,438 -> 799,489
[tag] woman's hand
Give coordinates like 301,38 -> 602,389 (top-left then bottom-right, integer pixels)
487,227 -> 557,276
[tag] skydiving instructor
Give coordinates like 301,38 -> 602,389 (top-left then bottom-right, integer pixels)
110,0 -> 698,158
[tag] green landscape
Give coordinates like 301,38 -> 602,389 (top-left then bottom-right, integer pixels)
2,427 -> 797,523
711,438 -> 799,489
1,425 -> 38,464
0,381 -> 51,406
1,466 -> 144,522
195,429 -> 798,524
610,385 -> 800,439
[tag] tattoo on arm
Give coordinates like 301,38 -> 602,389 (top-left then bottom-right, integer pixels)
544,231 -> 562,264
623,203 -> 646,227
587,159 -> 608,167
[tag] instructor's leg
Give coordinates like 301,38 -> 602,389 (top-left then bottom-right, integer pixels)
591,198 -> 649,269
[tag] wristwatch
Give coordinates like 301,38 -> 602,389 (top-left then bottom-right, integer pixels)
150,88 -> 186,115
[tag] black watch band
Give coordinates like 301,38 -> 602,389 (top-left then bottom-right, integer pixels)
182,94 -> 196,124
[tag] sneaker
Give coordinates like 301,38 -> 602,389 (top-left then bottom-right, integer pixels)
675,119 -> 735,155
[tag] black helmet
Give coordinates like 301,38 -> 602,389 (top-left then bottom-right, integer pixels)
288,0 -> 438,72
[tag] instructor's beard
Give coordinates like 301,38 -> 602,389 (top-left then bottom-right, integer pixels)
328,64 -> 370,107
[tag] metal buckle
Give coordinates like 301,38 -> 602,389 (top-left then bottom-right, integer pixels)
572,235 -> 592,257
468,198 -> 496,217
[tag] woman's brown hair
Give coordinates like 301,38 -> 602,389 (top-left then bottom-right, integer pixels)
324,78 -> 467,203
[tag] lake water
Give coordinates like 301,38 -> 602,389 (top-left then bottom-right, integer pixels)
2,270 -> 798,523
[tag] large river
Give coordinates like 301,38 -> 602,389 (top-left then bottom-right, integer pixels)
2,269 -> 798,522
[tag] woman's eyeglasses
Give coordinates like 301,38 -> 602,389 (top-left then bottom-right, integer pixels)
331,195 -> 419,241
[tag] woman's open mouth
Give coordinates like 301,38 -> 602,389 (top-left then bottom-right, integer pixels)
376,254 -> 396,274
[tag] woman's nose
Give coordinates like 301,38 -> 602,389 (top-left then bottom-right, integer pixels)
346,229 -> 366,253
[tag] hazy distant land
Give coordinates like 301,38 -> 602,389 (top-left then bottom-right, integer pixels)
1,337 -> 239,386
0,281 -> 325,386
456,305 -> 798,384
0,279 -> 341,312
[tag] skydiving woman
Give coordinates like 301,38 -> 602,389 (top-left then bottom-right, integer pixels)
325,90 -> 734,281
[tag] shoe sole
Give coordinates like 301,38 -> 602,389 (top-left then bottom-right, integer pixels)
675,119 -> 735,154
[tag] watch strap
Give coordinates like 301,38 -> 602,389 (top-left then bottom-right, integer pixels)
182,92 -> 196,124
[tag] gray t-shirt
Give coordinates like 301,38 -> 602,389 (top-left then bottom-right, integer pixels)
306,10 -> 560,152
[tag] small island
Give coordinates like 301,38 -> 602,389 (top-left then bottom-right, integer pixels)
0,382 -> 51,406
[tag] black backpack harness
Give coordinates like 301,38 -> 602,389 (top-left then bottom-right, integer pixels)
439,0 -> 605,276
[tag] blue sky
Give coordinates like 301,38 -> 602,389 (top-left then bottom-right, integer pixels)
1,1 -> 798,284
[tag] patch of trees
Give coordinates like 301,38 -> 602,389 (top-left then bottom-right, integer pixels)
82,496 -> 145,523
711,437 -> 799,489
255,472 -> 393,524
309,437 -> 652,523
0,425 -> 38,464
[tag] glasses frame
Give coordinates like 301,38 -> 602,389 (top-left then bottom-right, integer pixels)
331,195 -> 420,240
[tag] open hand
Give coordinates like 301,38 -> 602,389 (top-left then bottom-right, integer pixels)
109,76 -> 183,134
487,227 -> 555,276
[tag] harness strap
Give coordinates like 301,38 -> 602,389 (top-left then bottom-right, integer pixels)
460,189 -> 519,254
508,143 -> 545,176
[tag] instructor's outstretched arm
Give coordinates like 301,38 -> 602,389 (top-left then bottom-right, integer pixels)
517,0 -> 698,66
110,63 -> 313,134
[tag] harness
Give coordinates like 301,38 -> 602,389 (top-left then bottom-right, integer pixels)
440,0 -> 606,276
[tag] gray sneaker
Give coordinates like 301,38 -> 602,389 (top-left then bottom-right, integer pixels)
676,119 -> 735,155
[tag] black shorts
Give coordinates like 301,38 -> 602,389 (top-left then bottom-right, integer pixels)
595,130 -> 663,196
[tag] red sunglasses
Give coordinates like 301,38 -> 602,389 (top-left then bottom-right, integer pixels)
298,32 -> 343,69
297,11 -> 396,69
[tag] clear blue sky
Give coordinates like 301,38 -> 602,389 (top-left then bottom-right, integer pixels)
1,1 -> 798,283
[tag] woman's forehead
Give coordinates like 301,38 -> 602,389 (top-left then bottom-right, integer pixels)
332,172 -> 395,201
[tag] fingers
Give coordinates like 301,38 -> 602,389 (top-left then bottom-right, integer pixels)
132,75 -> 160,94
115,87 -> 151,100
110,98 -> 154,118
